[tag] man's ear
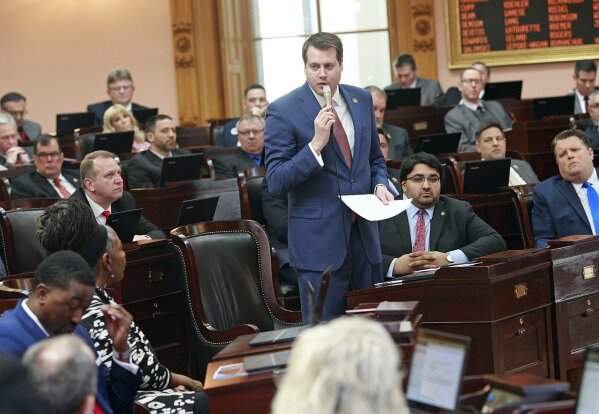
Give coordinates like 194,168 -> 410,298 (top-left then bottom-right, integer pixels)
146,132 -> 154,143
35,283 -> 50,304
83,177 -> 94,192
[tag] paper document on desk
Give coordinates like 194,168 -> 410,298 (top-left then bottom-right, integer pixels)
340,195 -> 411,221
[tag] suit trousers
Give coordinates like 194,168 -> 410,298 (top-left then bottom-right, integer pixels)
296,222 -> 382,323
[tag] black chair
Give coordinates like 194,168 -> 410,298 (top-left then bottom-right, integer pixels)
171,219 -> 301,379
0,199 -> 59,275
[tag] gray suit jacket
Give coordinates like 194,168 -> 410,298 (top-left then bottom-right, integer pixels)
379,195 -> 506,272
511,159 -> 539,185
125,148 -> 191,189
385,77 -> 444,106
444,101 -> 513,152
21,120 -> 42,140
11,169 -> 80,199
213,148 -> 260,180
383,124 -> 413,161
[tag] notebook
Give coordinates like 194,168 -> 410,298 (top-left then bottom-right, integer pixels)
158,153 -> 205,187
406,328 -> 471,413
463,158 -> 511,194
532,95 -> 575,120
484,81 -> 523,101
385,88 -> 422,110
93,131 -> 134,154
415,133 -> 461,156
105,209 -> 143,243
176,196 -> 219,227
56,112 -> 96,137
132,108 -> 159,126
575,346 -> 599,414
248,265 -> 333,346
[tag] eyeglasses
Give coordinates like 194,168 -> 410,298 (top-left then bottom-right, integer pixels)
238,129 -> 264,136
405,175 -> 440,184
108,85 -> 133,92
6,110 -> 27,117
35,151 -> 61,159
461,78 -> 482,85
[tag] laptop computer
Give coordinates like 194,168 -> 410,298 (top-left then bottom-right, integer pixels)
248,265 -> 333,347
415,133 -> 461,156
385,88 -> 421,110
132,108 -> 159,126
158,153 -> 205,187
176,196 -> 219,227
105,209 -> 143,243
484,81 -> 523,101
532,95 -> 575,120
56,112 -> 96,137
463,158 -> 511,194
406,328 -> 471,413
93,131 -> 134,154
243,349 -> 292,374
575,346 -> 599,414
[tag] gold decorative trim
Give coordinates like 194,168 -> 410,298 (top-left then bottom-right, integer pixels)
411,5 -> 432,17
514,283 -> 528,299
414,39 -> 435,52
583,265 -> 596,280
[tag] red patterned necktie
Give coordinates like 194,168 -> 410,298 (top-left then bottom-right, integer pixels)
331,104 -> 352,168
101,210 -> 110,219
413,209 -> 426,252
53,178 -> 71,199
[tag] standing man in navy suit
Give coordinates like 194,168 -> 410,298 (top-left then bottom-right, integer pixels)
532,129 -> 599,247
265,32 -> 394,322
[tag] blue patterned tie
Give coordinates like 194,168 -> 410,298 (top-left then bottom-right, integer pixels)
584,182 -> 599,233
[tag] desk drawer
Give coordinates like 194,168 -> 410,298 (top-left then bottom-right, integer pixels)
564,294 -> 599,353
120,259 -> 180,303
496,308 -> 550,377
552,253 -> 599,302
125,293 -> 184,349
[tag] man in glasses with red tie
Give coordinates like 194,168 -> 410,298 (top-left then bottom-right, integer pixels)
532,129 -> 599,247
12,135 -> 80,199
379,152 -> 505,277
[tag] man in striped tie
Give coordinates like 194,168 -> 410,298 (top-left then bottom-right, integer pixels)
532,129 -> 599,247
379,152 -> 506,277
11,135 -> 80,199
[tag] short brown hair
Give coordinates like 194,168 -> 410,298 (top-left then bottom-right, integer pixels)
475,123 -> 504,142
302,32 -> 343,65
550,129 -> 590,154
106,67 -> 133,86
80,150 -> 116,182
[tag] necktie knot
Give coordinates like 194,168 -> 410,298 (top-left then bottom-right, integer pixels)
53,177 -> 71,199
101,210 -> 110,219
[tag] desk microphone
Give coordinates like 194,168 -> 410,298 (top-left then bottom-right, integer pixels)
323,85 -> 332,108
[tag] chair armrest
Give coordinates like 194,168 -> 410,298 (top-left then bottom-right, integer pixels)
201,322 -> 260,344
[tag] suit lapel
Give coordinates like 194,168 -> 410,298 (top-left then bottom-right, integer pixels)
429,199 -> 447,251
394,212 -> 412,253
32,172 -> 59,197
556,178 -> 591,230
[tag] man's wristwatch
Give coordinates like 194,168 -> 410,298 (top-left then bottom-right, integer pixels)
446,253 -> 454,264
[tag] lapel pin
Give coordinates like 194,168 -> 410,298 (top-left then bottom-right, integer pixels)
352,98 -> 358,103
441,211 -> 445,216
392,177 -> 398,183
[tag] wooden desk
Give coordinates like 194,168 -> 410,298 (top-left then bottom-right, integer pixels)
347,250 -> 555,377
204,356 -> 278,414
112,239 -> 189,375
547,236 -> 599,386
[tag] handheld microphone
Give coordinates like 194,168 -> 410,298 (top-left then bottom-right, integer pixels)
323,85 -> 332,108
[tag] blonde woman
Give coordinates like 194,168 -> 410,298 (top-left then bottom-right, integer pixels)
272,317 -> 409,414
103,104 -> 150,153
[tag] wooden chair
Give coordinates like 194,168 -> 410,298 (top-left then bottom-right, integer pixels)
129,177 -> 251,235
171,219 -> 301,378
239,169 -> 266,225
0,199 -> 59,275
0,273 -> 32,313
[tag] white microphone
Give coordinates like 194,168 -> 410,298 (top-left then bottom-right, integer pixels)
323,85 -> 332,108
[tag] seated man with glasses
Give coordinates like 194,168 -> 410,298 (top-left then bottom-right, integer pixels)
379,152 -> 506,277
0,92 -> 42,141
87,67 -> 149,125
12,134 -> 79,199
213,114 -> 265,179
444,67 -> 512,152
125,114 -> 190,189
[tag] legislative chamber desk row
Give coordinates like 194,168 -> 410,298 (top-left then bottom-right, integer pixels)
202,236 -> 599,414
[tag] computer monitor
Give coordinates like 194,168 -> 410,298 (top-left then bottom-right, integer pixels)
406,329 -> 471,413
93,131 -> 134,154
463,158 -> 511,194
176,196 -> 219,227
132,108 -> 159,126
105,209 -> 143,243
158,153 -> 205,187
576,346 -> 599,414
415,133 -> 461,156
385,88 -> 421,110
56,112 -> 96,137
484,81 -> 523,101
532,95 -> 575,120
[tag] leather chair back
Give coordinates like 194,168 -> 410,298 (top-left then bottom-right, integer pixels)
243,175 -> 266,225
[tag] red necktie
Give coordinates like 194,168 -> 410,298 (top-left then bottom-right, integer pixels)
101,210 -> 110,219
331,104 -> 352,169
413,209 -> 426,252
93,401 -> 106,414
53,178 -> 71,199
18,127 -> 28,142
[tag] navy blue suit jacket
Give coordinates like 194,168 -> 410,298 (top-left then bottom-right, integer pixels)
532,168 -> 599,247
0,300 -> 140,414
87,101 -> 148,126
265,82 -> 388,271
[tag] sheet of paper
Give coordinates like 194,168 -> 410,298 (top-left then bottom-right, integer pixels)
213,363 -> 248,380
340,195 -> 412,221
